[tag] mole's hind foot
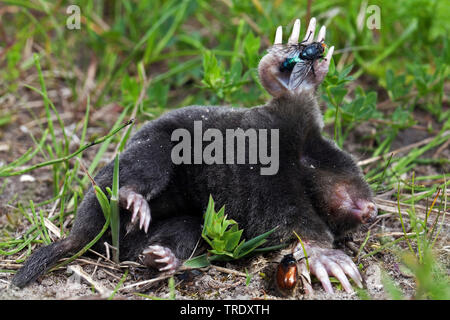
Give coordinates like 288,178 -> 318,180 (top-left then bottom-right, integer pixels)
293,243 -> 363,294
119,187 -> 151,233
141,245 -> 180,273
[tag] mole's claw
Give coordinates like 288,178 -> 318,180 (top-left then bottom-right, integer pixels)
274,26 -> 283,44
317,25 -> 326,42
142,245 -> 180,273
139,201 -> 147,230
155,256 -> 171,264
303,17 -> 316,43
333,256 -> 363,288
322,258 -> 354,293
309,259 -> 334,294
326,45 -> 334,61
143,207 -> 151,233
298,260 -> 314,295
143,245 -> 162,256
126,196 -> 133,210
132,196 -> 141,223
288,19 -> 301,44
312,45 -> 334,85
159,263 -> 178,273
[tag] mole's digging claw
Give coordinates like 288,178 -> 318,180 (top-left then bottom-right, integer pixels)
119,187 -> 151,233
294,243 -> 363,294
142,245 -> 180,273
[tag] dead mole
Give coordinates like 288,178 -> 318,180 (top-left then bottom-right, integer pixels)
11,18 -> 377,294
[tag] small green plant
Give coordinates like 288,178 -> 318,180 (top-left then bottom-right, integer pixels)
402,249 -> 450,300
396,173 -> 448,263
363,174 -> 449,300
184,195 -> 285,268
132,276 -> 177,300
322,61 -> 383,147
92,154 -> 121,263
168,276 -> 176,300
381,248 -> 450,300
201,50 -> 248,101
108,269 -> 129,300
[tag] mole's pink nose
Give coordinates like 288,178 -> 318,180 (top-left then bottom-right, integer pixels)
351,200 -> 378,224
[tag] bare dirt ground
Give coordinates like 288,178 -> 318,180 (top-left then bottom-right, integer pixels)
0,85 -> 449,300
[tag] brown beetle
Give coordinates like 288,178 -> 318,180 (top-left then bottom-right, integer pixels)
276,254 -> 298,296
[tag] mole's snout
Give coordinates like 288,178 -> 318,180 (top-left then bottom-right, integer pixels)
333,185 -> 378,224
351,199 -> 378,224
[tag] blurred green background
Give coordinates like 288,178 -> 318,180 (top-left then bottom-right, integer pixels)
1,0 -> 448,117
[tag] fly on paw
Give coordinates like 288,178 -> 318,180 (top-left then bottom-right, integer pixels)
141,245 -> 181,273
258,18 -> 335,97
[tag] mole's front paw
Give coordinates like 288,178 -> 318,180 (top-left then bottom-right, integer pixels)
141,245 -> 180,273
258,18 -> 335,97
119,187 -> 151,233
294,243 -> 363,294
